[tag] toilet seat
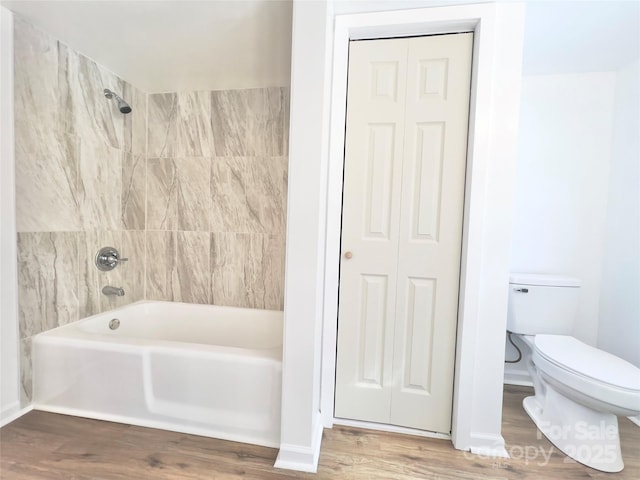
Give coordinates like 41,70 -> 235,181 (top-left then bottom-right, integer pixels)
532,335 -> 640,414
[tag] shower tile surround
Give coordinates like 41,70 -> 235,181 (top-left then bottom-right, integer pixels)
14,17 -> 289,405
146,89 -> 288,310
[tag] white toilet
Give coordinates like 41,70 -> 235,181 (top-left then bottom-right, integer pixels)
507,273 -> 640,473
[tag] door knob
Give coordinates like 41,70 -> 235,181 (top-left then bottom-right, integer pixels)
344,251 -> 353,259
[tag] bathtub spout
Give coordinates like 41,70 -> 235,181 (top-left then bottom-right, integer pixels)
102,286 -> 125,296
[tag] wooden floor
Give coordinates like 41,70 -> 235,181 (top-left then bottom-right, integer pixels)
1,386 -> 638,479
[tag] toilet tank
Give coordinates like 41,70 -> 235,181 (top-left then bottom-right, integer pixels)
507,273 -> 581,335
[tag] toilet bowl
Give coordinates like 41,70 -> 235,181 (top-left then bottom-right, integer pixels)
507,274 -> 640,473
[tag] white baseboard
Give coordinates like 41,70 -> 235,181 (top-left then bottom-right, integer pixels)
503,369 -> 533,387
274,413 -> 324,473
628,415 -> 640,427
1,403 -> 32,428
468,433 -> 509,458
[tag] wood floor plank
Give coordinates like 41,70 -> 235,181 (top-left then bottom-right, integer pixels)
1,386 -> 639,479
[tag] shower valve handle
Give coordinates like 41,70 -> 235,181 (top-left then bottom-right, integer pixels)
95,247 -> 127,271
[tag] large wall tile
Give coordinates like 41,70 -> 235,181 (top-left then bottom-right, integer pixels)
14,18 -> 63,133
211,89 -> 252,156
78,142 -> 123,231
282,87 -> 290,155
176,157 -> 211,231
122,231 -> 146,304
280,156 -> 289,206
147,158 -> 178,231
148,93 -> 177,158
210,156 -> 287,234
123,83 -> 147,156
149,90 -> 215,158
15,130 -> 81,232
176,232 -> 210,304
211,88 -> 288,156
66,50 -> 125,150
17,232 -> 79,339
146,231 -> 177,301
210,232 -> 284,310
177,91 -> 213,157
122,152 -> 146,230
20,337 -> 32,405
264,87 -> 289,156
262,234 -> 286,311
210,232 -> 251,308
147,157 -> 211,232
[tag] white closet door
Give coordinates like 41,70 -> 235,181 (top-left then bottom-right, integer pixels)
334,38 -> 409,423
335,33 -> 472,433
390,33 -> 473,432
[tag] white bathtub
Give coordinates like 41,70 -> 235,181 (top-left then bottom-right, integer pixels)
32,301 -> 283,447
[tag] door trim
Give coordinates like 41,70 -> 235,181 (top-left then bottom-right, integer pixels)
320,3 -> 524,457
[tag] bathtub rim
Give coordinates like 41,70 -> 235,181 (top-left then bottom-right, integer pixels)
34,300 -> 284,359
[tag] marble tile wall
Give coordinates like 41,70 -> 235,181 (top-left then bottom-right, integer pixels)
14,17 -> 146,404
146,88 -> 289,310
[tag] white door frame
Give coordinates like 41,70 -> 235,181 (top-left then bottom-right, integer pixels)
320,2 -> 524,455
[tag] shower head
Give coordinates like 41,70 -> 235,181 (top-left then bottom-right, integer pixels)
103,88 -> 132,114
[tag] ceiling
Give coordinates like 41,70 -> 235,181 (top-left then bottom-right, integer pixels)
1,0 -> 638,93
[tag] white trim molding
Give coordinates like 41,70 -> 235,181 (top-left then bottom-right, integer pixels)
0,5 -> 22,425
275,413 -> 324,473
1,401 -> 21,427
319,0 -> 525,458
504,372 -> 534,388
0,405 -> 32,429
469,433 -> 510,459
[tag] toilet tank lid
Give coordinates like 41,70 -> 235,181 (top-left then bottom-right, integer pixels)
509,273 -> 581,287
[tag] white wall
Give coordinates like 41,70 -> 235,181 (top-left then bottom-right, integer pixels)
0,6 -> 21,424
598,58 -> 640,367
510,72 -> 616,346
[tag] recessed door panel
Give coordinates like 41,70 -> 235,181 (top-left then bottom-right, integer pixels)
371,62 -> 399,101
418,58 -> 449,99
357,274 -> 389,386
364,124 -> 395,239
402,277 -> 437,393
412,122 -> 445,242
